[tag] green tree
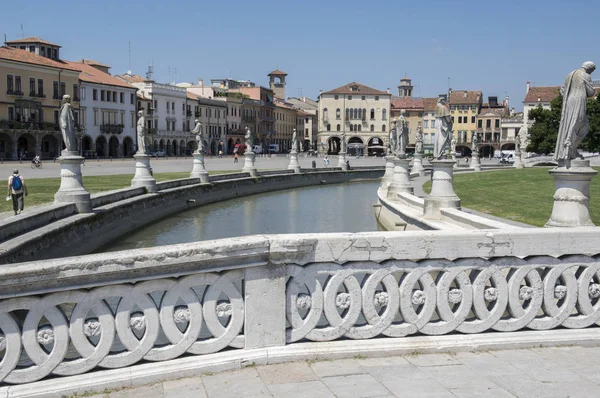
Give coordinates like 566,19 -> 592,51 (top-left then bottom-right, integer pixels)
526,95 -> 562,154
582,94 -> 600,154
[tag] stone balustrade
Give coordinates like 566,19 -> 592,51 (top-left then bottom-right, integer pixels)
1,229 -> 599,387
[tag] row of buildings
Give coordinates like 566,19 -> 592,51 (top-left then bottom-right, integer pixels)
0,36 -> 319,160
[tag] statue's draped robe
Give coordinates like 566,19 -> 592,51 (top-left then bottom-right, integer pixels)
433,103 -> 452,159
193,123 -> 204,153
59,103 -> 77,152
555,68 -> 595,160
397,117 -> 408,156
389,127 -> 396,155
136,116 -> 147,154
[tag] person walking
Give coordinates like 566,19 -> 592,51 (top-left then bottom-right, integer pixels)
234,152 -> 239,163
7,169 -> 27,215
324,155 -> 329,167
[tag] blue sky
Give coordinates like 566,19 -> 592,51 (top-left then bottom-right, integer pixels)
2,0 -> 598,110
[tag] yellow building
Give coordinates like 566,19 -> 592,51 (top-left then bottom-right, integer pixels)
274,99 -> 297,152
448,89 -> 482,145
0,38 -> 81,159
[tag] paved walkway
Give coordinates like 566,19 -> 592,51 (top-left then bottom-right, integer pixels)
84,347 -> 600,398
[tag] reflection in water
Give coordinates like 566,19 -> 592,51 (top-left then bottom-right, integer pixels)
100,181 -> 382,252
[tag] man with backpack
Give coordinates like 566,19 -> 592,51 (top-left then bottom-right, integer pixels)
7,169 -> 27,215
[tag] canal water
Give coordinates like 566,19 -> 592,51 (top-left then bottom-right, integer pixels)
100,180 -> 382,252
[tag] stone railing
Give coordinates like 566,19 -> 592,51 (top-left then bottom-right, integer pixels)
1,229 -> 599,388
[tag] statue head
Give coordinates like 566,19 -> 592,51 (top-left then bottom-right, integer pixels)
62,94 -> 71,104
400,110 -> 406,116
582,61 -> 596,74
437,96 -> 446,104
137,110 -> 143,117
194,119 -> 199,124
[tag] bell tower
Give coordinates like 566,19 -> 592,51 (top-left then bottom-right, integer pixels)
268,69 -> 287,99
398,77 -> 413,98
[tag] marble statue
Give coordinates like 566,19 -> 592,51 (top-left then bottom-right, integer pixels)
192,119 -> 204,153
341,131 -> 347,153
415,126 -> 423,154
291,129 -> 298,152
136,110 -> 148,155
451,136 -> 457,154
433,97 -> 452,159
59,95 -> 77,153
472,133 -> 479,151
555,61 -> 596,161
389,120 -> 397,155
244,127 -> 254,150
397,111 -> 409,157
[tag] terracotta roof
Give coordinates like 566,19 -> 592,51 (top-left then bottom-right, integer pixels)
449,90 -> 482,105
322,82 -> 389,96
0,46 -> 79,71
296,110 -> 311,116
64,61 -> 135,89
523,86 -> 560,103
81,59 -> 110,68
115,74 -> 148,84
186,91 -> 200,100
478,107 -> 507,117
422,98 -> 438,112
268,69 -> 287,76
391,97 -> 424,110
5,36 -> 61,47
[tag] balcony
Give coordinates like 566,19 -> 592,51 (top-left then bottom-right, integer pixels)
100,124 -> 124,134
195,111 -> 201,117
29,92 -> 46,98
147,108 -> 154,115
243,116 -> 256,122
7,90 -> 23,96
186,110 -> 193,117
0,120 -> 60,131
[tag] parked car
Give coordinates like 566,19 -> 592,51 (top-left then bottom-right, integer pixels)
500,153 -> 515,164
151,150 -> 167,157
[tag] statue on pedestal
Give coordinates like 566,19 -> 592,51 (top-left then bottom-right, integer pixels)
192,119 -> 204,153
555,61 -> 596,161
389,120 -> 397,156
415,126 -> 423,154
451,136 -> 457,154
341,131 -> 347,153
136,110 -> 148,155
472,133 -> 479,151
245,127 -> 254,151
59,95 -> 77,153
397,110 -> 409,157
291,129 -> 298,152
433,97 -> 452,159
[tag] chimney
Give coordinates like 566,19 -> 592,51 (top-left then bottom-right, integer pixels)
526,81 -> 530,93
505,95 -> 509,108
463,90 -> 468,98
198,78 -> 204,86
387,88 -> 390,94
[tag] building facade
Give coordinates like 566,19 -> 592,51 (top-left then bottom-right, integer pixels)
475,96 -> 509,157
421,98 -> 438,154
448,89 -> 482,145
0,39 -> 81,160
287,96 -> 318,151
67,60 -> 137,158
273,99 -> 297,152
318,82 -> 391,156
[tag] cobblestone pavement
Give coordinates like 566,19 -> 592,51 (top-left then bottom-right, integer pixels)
83,347 -> 600,398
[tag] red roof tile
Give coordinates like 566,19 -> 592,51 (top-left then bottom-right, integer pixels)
449,90 -> 482,105
114,74 -> 147,84
391,97 -> 424,110
64,61 -> 135,89
322,82 -> 389,96
268,69 -> 287,76
81,59 -> 110,68
5,37 -> 61,47
523,86 -> 560,103
422,98 -> 438,112
0,46 -> 79,71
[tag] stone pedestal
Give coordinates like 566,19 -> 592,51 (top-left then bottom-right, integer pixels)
242,151 -> 258,177
424,159 -> 460,218
411,153 -> 425,176
545,160 -> 597,228
452,153 -> 457,169
190,152 -> 209,183
288,151 -> 301,173
514,149 -> 524,169
131,153 -> 157,192
470,151 -> 481,171
387,157 -> 413,199
380,155 -> 396,190
54,152 -> 92,213
338,151 -> 348,170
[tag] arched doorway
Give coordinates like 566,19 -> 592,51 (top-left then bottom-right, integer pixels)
166,140 -> 172,155
227,138 -> 234,154
159,140 -> 165,151
367,137 -> 385,156
17,134 -> 36,159
123,136 -> 134,157
108,136 -> 119,157
187,140 -> 196,153
327,137 -> 341,155
153,140 -> 158,152
479,145 -> 495,158
82,136 -> 93,157
179,140 -> 185,155
455,145 -> 472,157
96,136 -> 107,157
41,134 -> 59,158
0,133 -> 13,159
303,139 -> 310,152
347,136 -> 364,156
501,143 -> 515,151
210,140 -> 218,156
172,140 -> 178,156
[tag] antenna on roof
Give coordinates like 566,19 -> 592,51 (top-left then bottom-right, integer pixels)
146,64 -> 154,81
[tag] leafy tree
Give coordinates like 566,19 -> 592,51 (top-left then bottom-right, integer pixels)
582,94 -> 600,154
526,95 -> 562,154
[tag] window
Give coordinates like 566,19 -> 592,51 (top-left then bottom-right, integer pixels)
323,108 -> 328,120
375,96 -> 379,101
353,108 -> 358,119
327,124 -> 331,131
29,45 -> 35,53
358,124 -> 361,132
336,108 -> 340,119
171,102 -> 175,111
486,120 -> 491,128
121,112 -> 124,125
8,107 -> 14,121
382,125 -> 386,132
131,111 -> 135,127
73,84 -> 78,100
336,124 -> 340,131
29,78 -> 35,95
361,96 -> 366,100
471,116 -> 475,123
349,124 -> 353,132
52,48 -> 57,59
458,116 -> 462,123
93,109 -> 98,125
370,109 -> 375,119
478,120 -> 482,128
370,124 -> 374,132
60,82 -> 66,97
166,101 -> 169,111
120,92 -> 124,103
382,109 -> 387,120
80,86 -> 85,100
112,92 -> 117,102
154,100 -> 157,109
15,76 -> 21,93
424,120 -> 428,128
40,47 -> 45,57
93,89 -> 97,101
431,120 -> 435,128
6,75 -> 14,92
495,119 -> 500,128
101,90 -> 106,101
348,96 -> 352,100
37,79 -> 43,96
130,93 -> 134,104
53,81 -> 59,99
334,95 -> 339,100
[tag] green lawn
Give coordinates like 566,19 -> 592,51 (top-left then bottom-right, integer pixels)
422,167 -> 600,227
2,171 -> 236,214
